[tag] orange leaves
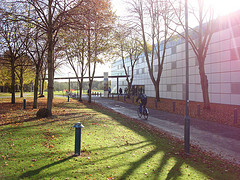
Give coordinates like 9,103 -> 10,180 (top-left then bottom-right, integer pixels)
43,143 -> 54,148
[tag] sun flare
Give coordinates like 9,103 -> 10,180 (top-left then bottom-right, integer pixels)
207,0 -> 240,16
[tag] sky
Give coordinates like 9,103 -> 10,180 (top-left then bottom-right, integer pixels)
111,0 -> 240,18
206,0 -> 240,16
55,0 -> 240,79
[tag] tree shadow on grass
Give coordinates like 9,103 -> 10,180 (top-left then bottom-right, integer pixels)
0,116 -> 39,126
82,142 -> 153,167
165,160 -> 183,180
1,112 -> 82,130
87,101 -> 224,180
19,155 -> 74,179
119,147 -> 161,179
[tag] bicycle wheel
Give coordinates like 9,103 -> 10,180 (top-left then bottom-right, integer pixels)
143,108 -> 149,120
137,108 -> 142,118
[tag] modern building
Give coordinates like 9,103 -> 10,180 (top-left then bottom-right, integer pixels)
111,10 -> 240,106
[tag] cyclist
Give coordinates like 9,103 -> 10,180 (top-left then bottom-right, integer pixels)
136,92 -> 147,114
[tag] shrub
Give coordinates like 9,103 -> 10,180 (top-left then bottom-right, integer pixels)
36,108 -> 51,118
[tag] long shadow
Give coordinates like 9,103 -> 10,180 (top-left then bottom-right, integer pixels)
165,161 -> 183,180
19,155 -> 74,178
1,98 -> 234,179
0,116 -> 39,126
86,99 -> 221,180
119,147 -> 161,179
81,142 -> 153,167
90,103 -> 178,179
1,112 -> 82,130
154,153 -> 169,180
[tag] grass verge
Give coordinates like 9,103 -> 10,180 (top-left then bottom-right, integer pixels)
0,97 -> 240,180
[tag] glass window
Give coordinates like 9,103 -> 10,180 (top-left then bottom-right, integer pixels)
231,83 -> 240,94
167,84 -> 172,92
172,61 -> 177,69
136,69 -> 139,75
172,46 -> 176,54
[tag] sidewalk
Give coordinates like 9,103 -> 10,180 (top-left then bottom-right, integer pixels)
87,95 -> 240,165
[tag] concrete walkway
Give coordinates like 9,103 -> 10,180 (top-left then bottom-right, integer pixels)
86,95 -> 240,165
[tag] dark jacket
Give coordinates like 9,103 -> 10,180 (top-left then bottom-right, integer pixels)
136,94 -> 147,105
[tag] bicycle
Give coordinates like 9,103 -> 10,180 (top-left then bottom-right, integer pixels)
137,105 -> 149,120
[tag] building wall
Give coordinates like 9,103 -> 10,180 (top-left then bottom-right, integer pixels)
111,11 -> 240,105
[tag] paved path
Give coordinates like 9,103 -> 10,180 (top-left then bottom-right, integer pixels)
86,95 -> 240,165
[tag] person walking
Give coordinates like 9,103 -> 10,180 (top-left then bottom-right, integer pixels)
108,87 -> 111,97
119,88 -> 122,95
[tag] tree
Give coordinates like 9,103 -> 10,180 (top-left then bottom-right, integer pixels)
172,0 -> 214,109
60,29 -> 88,102
26,27 -> 47,108
114,23 -> 143,98
81,0 -> 115,103
129,0 -> 176,101
0,1 -> 28,103
0,58 -> 11,91
40,61 -> 48,96
19,0 -> 86,114
15,55 -> 34,97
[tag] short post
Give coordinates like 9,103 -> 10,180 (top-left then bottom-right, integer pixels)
173,101 -> 176,112
124,95 -> 126,101
197,104 -> 200,116
132,96 -> 134,104
68,95 -> 69,102
100,93 -> 102,97
155,99 -> 157,109
118,94 -> 119,100
112,93 -> 114,99
234,108 -> 238,124
73,122 -> 84,156
23,99 -> 26,109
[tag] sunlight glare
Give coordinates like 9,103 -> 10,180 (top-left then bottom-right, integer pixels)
207,0 -> 240,16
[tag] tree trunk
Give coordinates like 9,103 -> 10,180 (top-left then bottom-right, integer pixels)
46,3 -> 54,114
127,84 -> 131,98
33,70 -> 39,109
78,76 -> 83,101
47,33 -> 54,114
87,28 -> 91,103
154,82 -> 160,102
20,69 -> 23,98
11,61 -> 15,104
88,82 -> 92,103
41,78 -> 45,96
199,62 -> 210,109
79,83 -> 82,101
20,81 -> 23,97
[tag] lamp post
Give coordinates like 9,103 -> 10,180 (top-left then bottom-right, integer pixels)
184,0 -> 190,154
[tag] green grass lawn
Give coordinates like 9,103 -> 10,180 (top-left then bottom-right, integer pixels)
0,97 -> 239,179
